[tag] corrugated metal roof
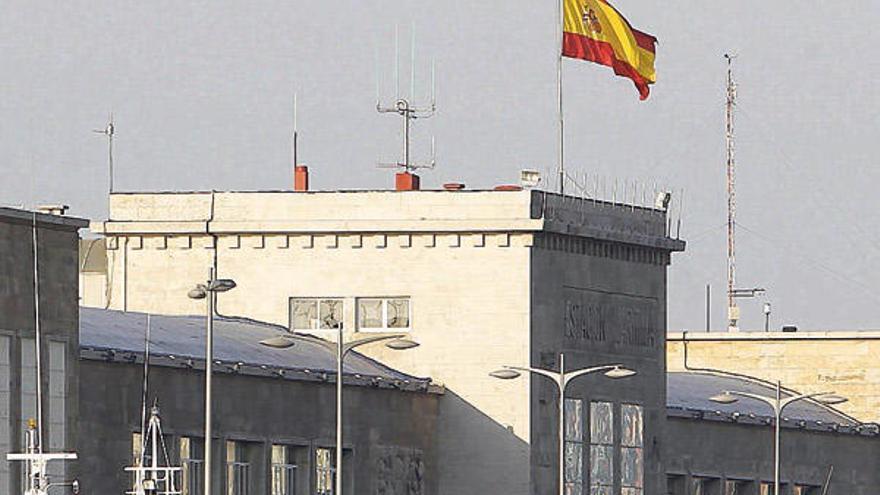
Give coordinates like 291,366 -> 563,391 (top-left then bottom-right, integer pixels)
668,372 -> 857,427
80,307 -> 428,383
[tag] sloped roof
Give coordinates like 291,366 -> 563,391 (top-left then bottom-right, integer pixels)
667,372 -> 875,435
80,307 -> 436,392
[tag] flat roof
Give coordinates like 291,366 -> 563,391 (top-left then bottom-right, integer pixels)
668,331 -> 880,341
0,206 -> 89,230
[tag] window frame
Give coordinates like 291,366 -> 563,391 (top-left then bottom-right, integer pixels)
356,297 -> 412,332
563,398 -> 585,495
289,298 -> 345,332
588,400 -> 614,495
620,403 -> 644,495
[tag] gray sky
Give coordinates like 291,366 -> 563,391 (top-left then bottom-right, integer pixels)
1,1 -> 878,332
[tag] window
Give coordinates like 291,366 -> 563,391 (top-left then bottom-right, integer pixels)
226,441 -> 251,495
589,401 -> 613,495
725,480 -> 753,495
759,483 -> 773,495
694,478 -> 720,495
794,486 -> 819,495
564,399 -> 584,495
180,437 -> 204,495
667,475 -> 686,495
290,299 -> 343,331
271,445 -> 297,495
132,432 -> 150,467
621,404 -> 644,495
315,448 -> 335,495
357,297 -> 410,331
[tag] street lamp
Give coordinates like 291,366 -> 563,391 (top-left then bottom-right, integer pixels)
710,382 -> 846,495
260,327 -> 419,495
188,268 -> 236,495
490,353 -> 636,495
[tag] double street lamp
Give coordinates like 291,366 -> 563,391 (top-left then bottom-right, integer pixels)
188,269 -> 237,495
490,353 -> 636,495
261,326 -> 419,495
710,381 -> 847,495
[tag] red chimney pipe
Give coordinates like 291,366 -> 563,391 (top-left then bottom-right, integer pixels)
294,165 -> 309,191
395,172 -> 420,191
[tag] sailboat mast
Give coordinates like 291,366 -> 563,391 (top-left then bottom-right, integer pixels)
725,55 -> 738,331
31,212 -> 44,453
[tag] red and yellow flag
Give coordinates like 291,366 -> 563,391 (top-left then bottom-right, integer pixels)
563,0 -> 657,100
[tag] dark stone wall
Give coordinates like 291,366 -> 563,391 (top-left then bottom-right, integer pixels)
529,230 -> 670,495
0,210 -> 85,494
666,417 -> 880,494
78,359 -> 440,495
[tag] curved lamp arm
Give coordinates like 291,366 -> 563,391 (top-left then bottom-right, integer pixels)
342,333 -> 408,357
725,390 -> 780,413
780,391 -> 836,413
504,366 -> 564,390
562,365 -> 622,389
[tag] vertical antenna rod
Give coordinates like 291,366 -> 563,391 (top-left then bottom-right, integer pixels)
93,113 -> 115,213
557,0 -> 565,194
292,93 -> 299,167
725,54 -> 738,331
31,213 -> 43,454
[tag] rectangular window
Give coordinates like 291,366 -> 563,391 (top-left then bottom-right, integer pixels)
315,448 -> 335,495
621,404 -> 644,495
589,401 -> 613,495
357,297 -> 410,331
564,399 -> 584,495
725,480 -> 751,495
794,486 -> 818,495
759,483 -> 773,495
694,478 -> 720,495
290,299 -> 344,331
180,437 -> 204,495
667,475 -> 686,495
226,441 -> 250,495
271,445 -> 297,495
47,341 -> 67,481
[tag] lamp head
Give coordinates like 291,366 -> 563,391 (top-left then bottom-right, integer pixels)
818,394 -> 847,406
259,336 -> 296,349
489,369 -> 521,380
385,339 -> 420,351
710,392 -> 739,405
188,285 -> 207,300
208,279 -> 237,292
604,366 -> 637,379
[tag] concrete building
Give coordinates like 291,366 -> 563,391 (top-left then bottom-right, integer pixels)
0,207 -> 87,493
78,308 -> 440,495
69,182 -> 880,494
85,186 -> 685,495
668,331 -> 880,424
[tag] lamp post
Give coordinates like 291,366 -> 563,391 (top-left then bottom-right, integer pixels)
490,353 -> 636,495
710,382 -> 846,495
261,327 -> 419,495
188,268 -> 237,495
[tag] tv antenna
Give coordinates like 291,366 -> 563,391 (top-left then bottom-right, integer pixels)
292,92 -> 300,167
724,54 -> 766,331
376,24 -> 437,173
93,113 -> 115,194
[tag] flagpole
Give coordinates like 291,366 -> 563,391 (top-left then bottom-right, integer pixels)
557,0 -> 565,194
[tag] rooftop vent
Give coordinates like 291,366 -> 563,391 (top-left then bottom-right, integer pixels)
782,325 -> 798,333
443,182 -> 465,191
36,205 -> 69,216
494,185 -> 523,192
294,165 -> 309,192
396,172 -> 420,191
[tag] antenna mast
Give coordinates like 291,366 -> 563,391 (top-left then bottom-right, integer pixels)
93,114 -> 115,212
377,25 -> 437,174
292,93 -> 299,167
725,54 -> 739,332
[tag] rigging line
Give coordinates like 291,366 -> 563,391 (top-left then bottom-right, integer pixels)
139,314 -> 151,463
734,104 -> 880,251
735,221 -> 880,304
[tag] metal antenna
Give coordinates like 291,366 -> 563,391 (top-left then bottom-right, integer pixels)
724,53 -> 739,331
93,113 -> 115,194
377,25 -> 437,173
292,92 -> 299,167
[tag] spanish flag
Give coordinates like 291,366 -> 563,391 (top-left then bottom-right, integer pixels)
563,0 -> 657,100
